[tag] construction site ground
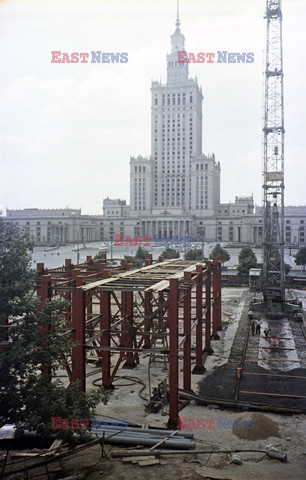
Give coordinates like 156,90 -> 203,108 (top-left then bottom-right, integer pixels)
2,287 -> 306,480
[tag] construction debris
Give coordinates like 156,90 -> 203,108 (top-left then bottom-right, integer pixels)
232,412 -> 281,441
138,459 -> 160,467
146,380 -> 167,413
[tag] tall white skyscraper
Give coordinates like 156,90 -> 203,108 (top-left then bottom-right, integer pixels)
130,9 -> 220,238
151,10 -> 204,214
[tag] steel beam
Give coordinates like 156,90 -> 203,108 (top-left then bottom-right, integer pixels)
204,261 -> 213,354
167,277 -> 179,429
38,274 -> 52,376
100,272 -> 111,388
144,291 -> 152,348
183,271 -> 192,391
71,275 -> 86,391
122,290 -> 136,368
212,258 -> 220,339
193,265 -> 205,374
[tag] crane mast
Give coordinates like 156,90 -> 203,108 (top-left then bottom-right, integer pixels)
262,0 -> 285,313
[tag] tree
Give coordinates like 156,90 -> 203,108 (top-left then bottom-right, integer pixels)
161,247 -> 180,259
0,219 -> 35,322
135,246 -> 149,261
237,246 -> 257,275
124,246 -> 149,268
0,296 -> 109,441
210,243 -> 230,263
0,219 -> 109,441
185,248 -> 204,261
295,246 -> 306,271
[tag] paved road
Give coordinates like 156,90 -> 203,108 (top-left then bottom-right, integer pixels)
31,242 -> 302,271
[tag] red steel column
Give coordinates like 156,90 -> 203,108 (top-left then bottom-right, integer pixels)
87,290 -> 92,317
193,265 -> 205,374
183,271 -> 192,391
65,259 -> 72,269
145,254 -> 153,266
167,277 -> 179,429
71,276 -> 86,391
120,291 -> 127,347
39,274 -> 52,303
100,273 -> 111,388
122,290 -> 136,368
64,260 -> 72,329
39,274 -> 52,376
144,291 -> 152,349
204,261 -> 213,354
216,256 -> 222,331
212,258 -> 220,340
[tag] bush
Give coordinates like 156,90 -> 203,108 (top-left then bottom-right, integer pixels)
124,246 -> 149,269
185,248 -> 204,261
161,247 -> 180,259
210,243 -> 230,263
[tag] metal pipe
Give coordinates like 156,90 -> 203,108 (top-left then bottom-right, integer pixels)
90,425 -> 193,439
234,312 -> 251,401
176,387 -> 303,414
92,428 -> 190,439
239,390 -> 306,399
242,372 -> 306,380
111,448 -> 287,462
244,356 -> 300,362
90,431 -> 195,449
91,429 -> 195,446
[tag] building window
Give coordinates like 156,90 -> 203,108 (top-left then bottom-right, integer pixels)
229,227 -> 234,242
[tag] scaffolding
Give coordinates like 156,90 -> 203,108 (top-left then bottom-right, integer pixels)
36,254 -> 222,428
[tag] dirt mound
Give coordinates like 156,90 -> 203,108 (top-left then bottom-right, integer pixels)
232,412 -> 281,440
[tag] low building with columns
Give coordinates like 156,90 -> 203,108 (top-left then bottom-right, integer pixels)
3,203 -> 305,247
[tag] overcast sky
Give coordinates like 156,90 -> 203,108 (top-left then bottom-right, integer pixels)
0,0 -> 305,215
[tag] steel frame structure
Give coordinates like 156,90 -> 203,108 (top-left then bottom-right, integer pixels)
36,254 -> 222,428
262,0 -> 285,311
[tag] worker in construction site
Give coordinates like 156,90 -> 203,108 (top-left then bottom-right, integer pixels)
264,328 -> 271,338
255,320 -> 262,335
251,320 -> 256,335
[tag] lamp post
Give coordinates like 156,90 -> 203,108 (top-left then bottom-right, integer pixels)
199,227 -> 205,260
76,234 -> 80,265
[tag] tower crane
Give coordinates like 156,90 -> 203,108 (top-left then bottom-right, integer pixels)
261,0 -> 285,313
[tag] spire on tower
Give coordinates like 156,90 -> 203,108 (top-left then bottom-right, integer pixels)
167,0 -> 188,84
176,0 -> 180,30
